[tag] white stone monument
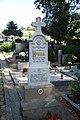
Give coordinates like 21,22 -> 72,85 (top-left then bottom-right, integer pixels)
21,17 -> 56,119
28,17 -> 49,86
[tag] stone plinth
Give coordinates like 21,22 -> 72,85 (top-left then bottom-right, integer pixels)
21,83 -> 56,119
24,83 -> 55,102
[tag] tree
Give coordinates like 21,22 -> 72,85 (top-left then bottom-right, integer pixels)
68,0 -> 80,13
2,21 -> 23,37
66,13 -> 80,45
34,0 -> 80,13
20,26 -> 25,30
34,0 -> 70,43
34,0 -> 80,43
26,26 -> 35,31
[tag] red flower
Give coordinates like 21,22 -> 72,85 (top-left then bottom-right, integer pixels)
47,114 -> 52,120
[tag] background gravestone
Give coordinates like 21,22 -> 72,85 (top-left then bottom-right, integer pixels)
58,49 -> 62,66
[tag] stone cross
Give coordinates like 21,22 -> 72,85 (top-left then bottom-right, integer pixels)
31,17 -> 46,33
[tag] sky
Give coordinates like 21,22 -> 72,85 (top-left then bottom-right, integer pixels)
0,0 -> 45,32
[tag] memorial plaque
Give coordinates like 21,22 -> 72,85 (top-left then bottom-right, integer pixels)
28,67 -> 49,85
30,35 -> 48,66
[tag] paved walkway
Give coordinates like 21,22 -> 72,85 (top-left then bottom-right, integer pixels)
0,53 -> 22,120
0,52 -> 79,120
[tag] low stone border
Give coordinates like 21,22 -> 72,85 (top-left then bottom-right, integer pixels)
0,73 -> 7,120
5,58 -> 18,69
50,80 -> 76,86
62,95 -> 80,117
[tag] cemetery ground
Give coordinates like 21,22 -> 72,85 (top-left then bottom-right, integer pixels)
0,52 -> 80,120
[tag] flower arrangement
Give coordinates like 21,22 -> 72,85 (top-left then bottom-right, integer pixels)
22,68 -> 28,73
19,52 -> 26,61
46,111 -> 59,120
67,61 -> 72,69
67,61 -> 72,65
72,55 -> 78,61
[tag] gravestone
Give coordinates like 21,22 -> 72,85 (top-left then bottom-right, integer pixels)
21,17 -> 56,119
28,17 -> 49,85
58,50 -> 62,66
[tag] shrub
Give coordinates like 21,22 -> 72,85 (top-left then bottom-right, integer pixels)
70,81 -> 80,104
61,45 -> 80,62
61,45 -> 80,54
0,42 -> 12,52
15,38 -> 27,43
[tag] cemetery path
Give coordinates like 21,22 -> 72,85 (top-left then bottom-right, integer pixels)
0,52 -> 22,120
3,81 -> 22,120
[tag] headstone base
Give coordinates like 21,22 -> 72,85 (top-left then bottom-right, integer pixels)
21,99 -> 60,120
24,83 -> 55,102
21,83 -> 56,119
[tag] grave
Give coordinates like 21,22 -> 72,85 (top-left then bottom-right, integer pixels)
21,17 -> 57,119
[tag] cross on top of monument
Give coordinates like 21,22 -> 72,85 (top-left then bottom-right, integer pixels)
31,17 -> 46,33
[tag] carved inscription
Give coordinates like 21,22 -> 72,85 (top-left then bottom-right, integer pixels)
31,35 -> 47,65
29,67 -> 49,83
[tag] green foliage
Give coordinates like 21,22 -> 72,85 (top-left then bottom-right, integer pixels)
34,0 -> 80,43
27,26 -> 35,31
66,13 -> 80,42
20,26 -> 25,30
61,45 -> 80,62
68,0 -> 80,13
61,45 -> 80,54
6,21 -> 17,30
70,81 -> 80,103
72,55 -> 78,60
2,21 -> 23,37
0,42 -> 12,52
48,46 -> 56,62
34,0 -> 70,43
15,38 -> 27,43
